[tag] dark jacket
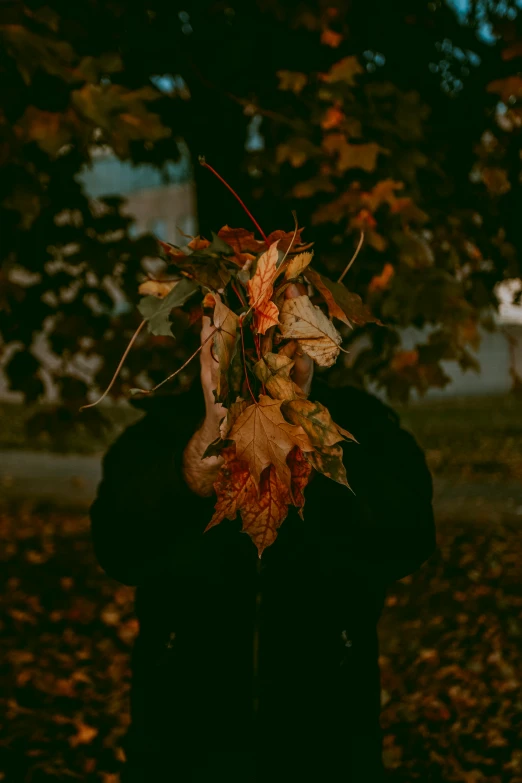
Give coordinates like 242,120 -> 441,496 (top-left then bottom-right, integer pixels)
90,382 -> 436,782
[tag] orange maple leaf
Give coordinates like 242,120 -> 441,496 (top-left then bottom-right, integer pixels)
208,446 -> 312,556
247,241 -> 280,334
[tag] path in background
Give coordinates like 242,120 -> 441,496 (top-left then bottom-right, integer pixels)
2,449 -> 522,524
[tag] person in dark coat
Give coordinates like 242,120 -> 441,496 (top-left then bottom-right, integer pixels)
90,292 -> 436,782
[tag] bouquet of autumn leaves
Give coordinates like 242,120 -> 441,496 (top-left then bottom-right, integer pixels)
130,218 -> 380,558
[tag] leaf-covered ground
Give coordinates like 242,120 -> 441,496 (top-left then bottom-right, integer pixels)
1,504 -> 521,782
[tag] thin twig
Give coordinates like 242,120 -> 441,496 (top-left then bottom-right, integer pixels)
133,327 -> 218,396
80,320 -> 146,411
199,159 -> 267,242
337,231 -> 365,284
231,280 -> 247,307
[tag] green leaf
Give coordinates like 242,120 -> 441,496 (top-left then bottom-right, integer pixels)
138,278 -> 198,335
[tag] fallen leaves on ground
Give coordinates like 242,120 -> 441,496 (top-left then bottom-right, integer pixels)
2,506 -> 522,780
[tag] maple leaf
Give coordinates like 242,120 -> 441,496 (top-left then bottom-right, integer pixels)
138,277 -> 198,335
284,251 -> 314,280
217,225 -> 265,254
229,394 -> 312,490
211,295 -> 239,403
253,352 -> 304,401
305,267 -> 382,327
247,241 -> 280,334
305,443 -> 350,487
137,279 -> 177,299
207,445 -> 312,556
279,294 -> 342,367
287,446 -> 313,508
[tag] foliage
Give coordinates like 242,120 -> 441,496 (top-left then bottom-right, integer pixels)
121,220 -> 368,554
2,0 -> 522,423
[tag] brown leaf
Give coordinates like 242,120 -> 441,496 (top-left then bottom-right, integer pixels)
208,446 -> 312,556
320,56 -> 364,85
305,268 -> 382,327
217,225 -> 265,254
229,394 -> 312,489
247,241 -> 280,334
287,446 -> 313,507
138,279 -> 177,298
304,267 -> 350,326
284,251 -> 314,280
187,235 -> 211,250
305,443 -> 350,487
277,71 -> 307,94
279,294 -> 342,367
253,352 -> 304,401
322,135 -> 385,173
212,294 -> 239,402
282,398 -> 355,448
265,228 -> 304,252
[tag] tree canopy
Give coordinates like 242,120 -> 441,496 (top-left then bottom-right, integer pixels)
1,0 -> 522,426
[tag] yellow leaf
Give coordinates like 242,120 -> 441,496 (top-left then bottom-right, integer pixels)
284,251 -> 314,280
138,279 -> 177,298
279,294 -> 342,367
277,70 -> 308,94
253,352 -> 303,401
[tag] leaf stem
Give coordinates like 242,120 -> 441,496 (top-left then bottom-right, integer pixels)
337,231 -> 365,284
80,320 -> 146,411
199,158 -> 268,242
133,327 -> 218,396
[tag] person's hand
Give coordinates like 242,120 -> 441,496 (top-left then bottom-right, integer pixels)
200,315 -> 227,425
279,282 -> 314,397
